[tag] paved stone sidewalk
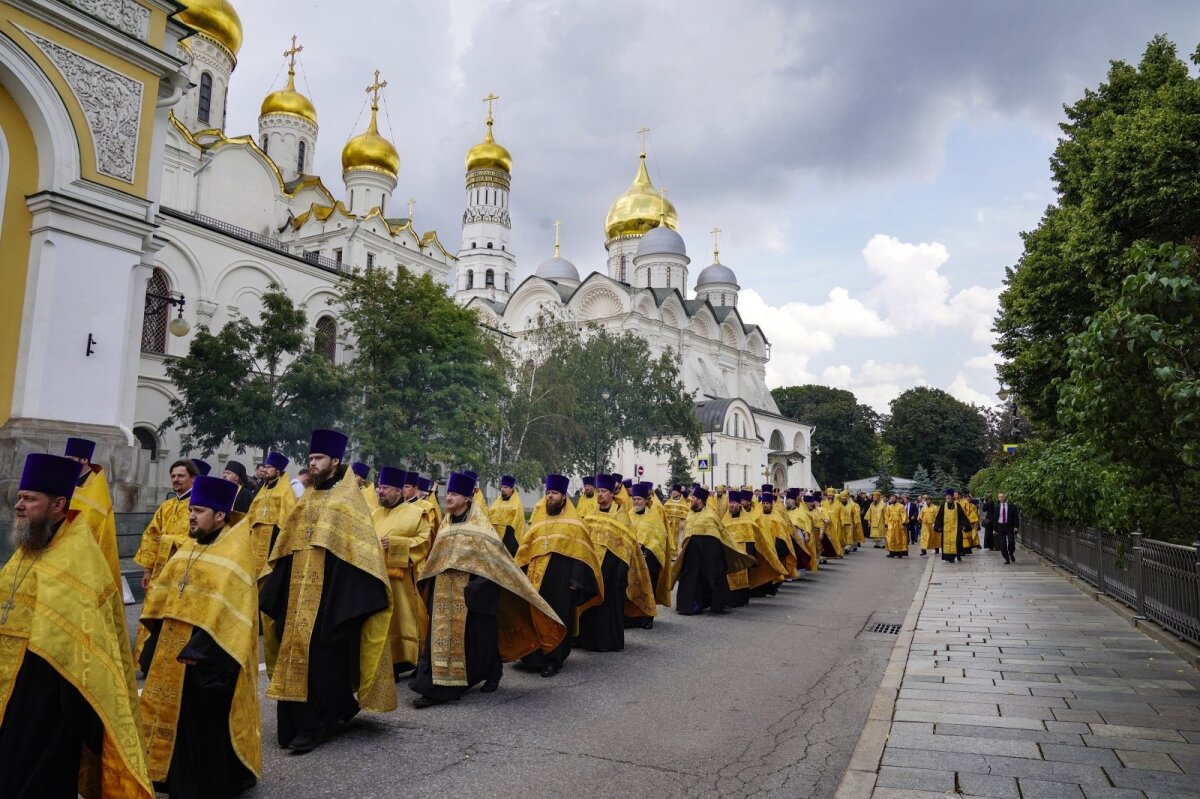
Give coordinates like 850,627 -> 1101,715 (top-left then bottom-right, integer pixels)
838,546 -> 1200,799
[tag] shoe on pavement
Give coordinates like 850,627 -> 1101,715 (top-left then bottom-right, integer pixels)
411,695 -> 444,709
540,664 -> 559,678
480,678 -> 501,693
920,550 -> 926,556
287,735 -> 319,754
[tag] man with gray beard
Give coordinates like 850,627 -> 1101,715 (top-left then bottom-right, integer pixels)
0,453 -> 151,798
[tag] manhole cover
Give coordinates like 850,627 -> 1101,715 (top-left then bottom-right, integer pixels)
867,622 -> 901,635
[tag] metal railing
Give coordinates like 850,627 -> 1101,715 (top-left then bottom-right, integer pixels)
166,209 -> 347,275
1021,520 -> 1200,646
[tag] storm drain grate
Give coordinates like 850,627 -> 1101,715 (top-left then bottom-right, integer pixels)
867,622 -> 901,635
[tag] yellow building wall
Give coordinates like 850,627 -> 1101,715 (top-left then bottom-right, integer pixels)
0,82 -> 37,426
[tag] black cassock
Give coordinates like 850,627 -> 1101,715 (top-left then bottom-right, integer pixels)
523,551 -> 599,668
140,623 -> 255,798
675,535 -> 732,615
625,547 -> 661,627
410,573 -> 503,701
576,549 -> 628,651
501,524 -> 519,557
0,651 -> 102,799
259,547 -> 389,747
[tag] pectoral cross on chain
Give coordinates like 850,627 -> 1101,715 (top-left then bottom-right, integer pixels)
177,573 -> 190,596
0,597 -> 14,624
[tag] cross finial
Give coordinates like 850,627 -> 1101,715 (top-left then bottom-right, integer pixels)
638,127 -> 650,157
366,70 -> 387,109
711,227 -> 722,263
658,187 -> 669,223
407,198 -> 416,218
553,219 -> 561,257
483,92 -> 499,123
283,35 -> 303,71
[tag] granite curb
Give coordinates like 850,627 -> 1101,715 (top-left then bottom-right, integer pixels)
834,552 -> 937,799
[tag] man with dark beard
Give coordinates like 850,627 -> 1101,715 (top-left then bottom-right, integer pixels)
259,429 -> 395,753
63,437 -> 122,588
0,453 -> 152,799
672,486 -> 757,615
488,474 -> 526,555
515,474 -> 602,677
625,482 -> 672,628
411,472 -> 565,705
133,458 -> 197,662
577,474 -> 657,651
575,475 -> 598,517
139,475 -> 260,798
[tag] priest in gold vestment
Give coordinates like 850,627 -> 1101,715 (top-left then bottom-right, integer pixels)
133,458 -> 198,661
374,467 -> 431,679
64,437 -> 122,589
918,497 -> 941,555
515,474 -> 602,677
575,475 -> 599,517
1,453 -> 152,799
663,485 -> 689,553
673,486 -> 757,615
934,489 -> 973,563
259,429 -> 395,753
411,472 -> 565,706
138,476 -> 259,797
625,482 -> 673,627
577,474 -> 657,651
884,496 -> 910,557
488,474 -> 526,555
243,451 -> 294,678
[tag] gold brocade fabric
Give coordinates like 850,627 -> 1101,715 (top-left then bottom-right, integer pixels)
575,492 -> 598,519
744,515 -> 789,588
628,510 -> 673,607
826,501 -> 847,552
246,475 -> 297,578
0,512 -> 153,799
134,494 -> 191,572
885,503 -> 909,552
414,497 -> 441,543
941,503 -> 963,556
865,500 -> 886,539
265,469 -> 395,713
72,466 -> 122,589
962,501 -> 981,547
430,570 -> 470,686
581,507 -> 657,619
373,502 -> 431,667
762,511 -> 799,579
919,503 -> 941,549
140,520 -> 261,781
670,506 -> 757,587
516,500 -> 604,616
488,494 -> 527,545
361,483 -> 380,511
612,488 -> 632,514
420,520 -> 565,678
720,514 -> 759,591
849,501 -> 865,544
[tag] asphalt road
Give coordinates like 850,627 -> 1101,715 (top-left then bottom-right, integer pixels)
127,545 -> 927,799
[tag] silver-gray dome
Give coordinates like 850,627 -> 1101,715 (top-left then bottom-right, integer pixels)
635,224 -> 687,258
696,261 -> 738,286
535,256 -> 580,282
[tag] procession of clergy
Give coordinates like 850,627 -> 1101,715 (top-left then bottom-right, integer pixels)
0,429 -> 982,798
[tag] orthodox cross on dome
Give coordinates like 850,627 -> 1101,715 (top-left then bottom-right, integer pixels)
366,70 -> 387,110
657,186 -> 669,223
638,126 -> 650,157
711,227 -> 722,263
283,35 -> 303,70
553,219 -> 561,257
483,92 -> 499,123
407,198 -> 416,219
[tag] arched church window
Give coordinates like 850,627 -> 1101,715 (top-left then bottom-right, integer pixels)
141,268 -> 171,354
667,265 -> 672,284
261,135 -> 269,155
504,273 -> 510,292
297,140 -> 306,174
466,270 -> 474,290
619,254 -> 627,282
485,269 -> 495,288
198,72 -> 213,124
133,426 -> 159,461
486,242 -> 493,249
315,316 -> 337,363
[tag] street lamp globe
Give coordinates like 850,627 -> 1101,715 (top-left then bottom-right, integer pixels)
601,390 -> 610,402
168,314 -> 191,337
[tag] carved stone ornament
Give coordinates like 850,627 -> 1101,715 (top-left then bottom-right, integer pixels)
25,30 -> 144,183
62,0 -> 150,41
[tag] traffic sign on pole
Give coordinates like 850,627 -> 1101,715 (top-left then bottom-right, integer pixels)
697,458 -> 709,471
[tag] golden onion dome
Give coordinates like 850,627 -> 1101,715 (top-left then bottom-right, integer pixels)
466,117 -> 512,173
178,0 -> 243,58
341,104 -> 399,178
605,153 -> 678,240
260,68 -> 317,124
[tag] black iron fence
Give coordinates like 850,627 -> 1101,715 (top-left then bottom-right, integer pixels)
1021,519 -> 1200,647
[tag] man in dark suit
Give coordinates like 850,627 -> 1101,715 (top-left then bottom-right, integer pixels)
982,495 -> 996,550
994,492 -> 1020,564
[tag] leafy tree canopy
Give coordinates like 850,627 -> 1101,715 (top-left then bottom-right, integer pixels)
771,384 -> 879,487
995,35 -> 1200,432
883,387 -> 987,480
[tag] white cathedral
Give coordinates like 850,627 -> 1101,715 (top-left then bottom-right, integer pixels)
0,0 -> 812,510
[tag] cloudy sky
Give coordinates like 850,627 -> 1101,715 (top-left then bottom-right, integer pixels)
221,0 -> 1200,412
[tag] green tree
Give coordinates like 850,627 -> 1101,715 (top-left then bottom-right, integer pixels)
162,284 -> 348,459
338,266 -> 507,470
873,462 -> 894,494
930,464 -> 962,494
883,387 -> 987,480
995,35 -> 1200,432
1057,242 -> 1200,538
559,327 -> 700,476
771,384 -> 879,486
910,463 -> 936,497
667,441 -> 693,489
